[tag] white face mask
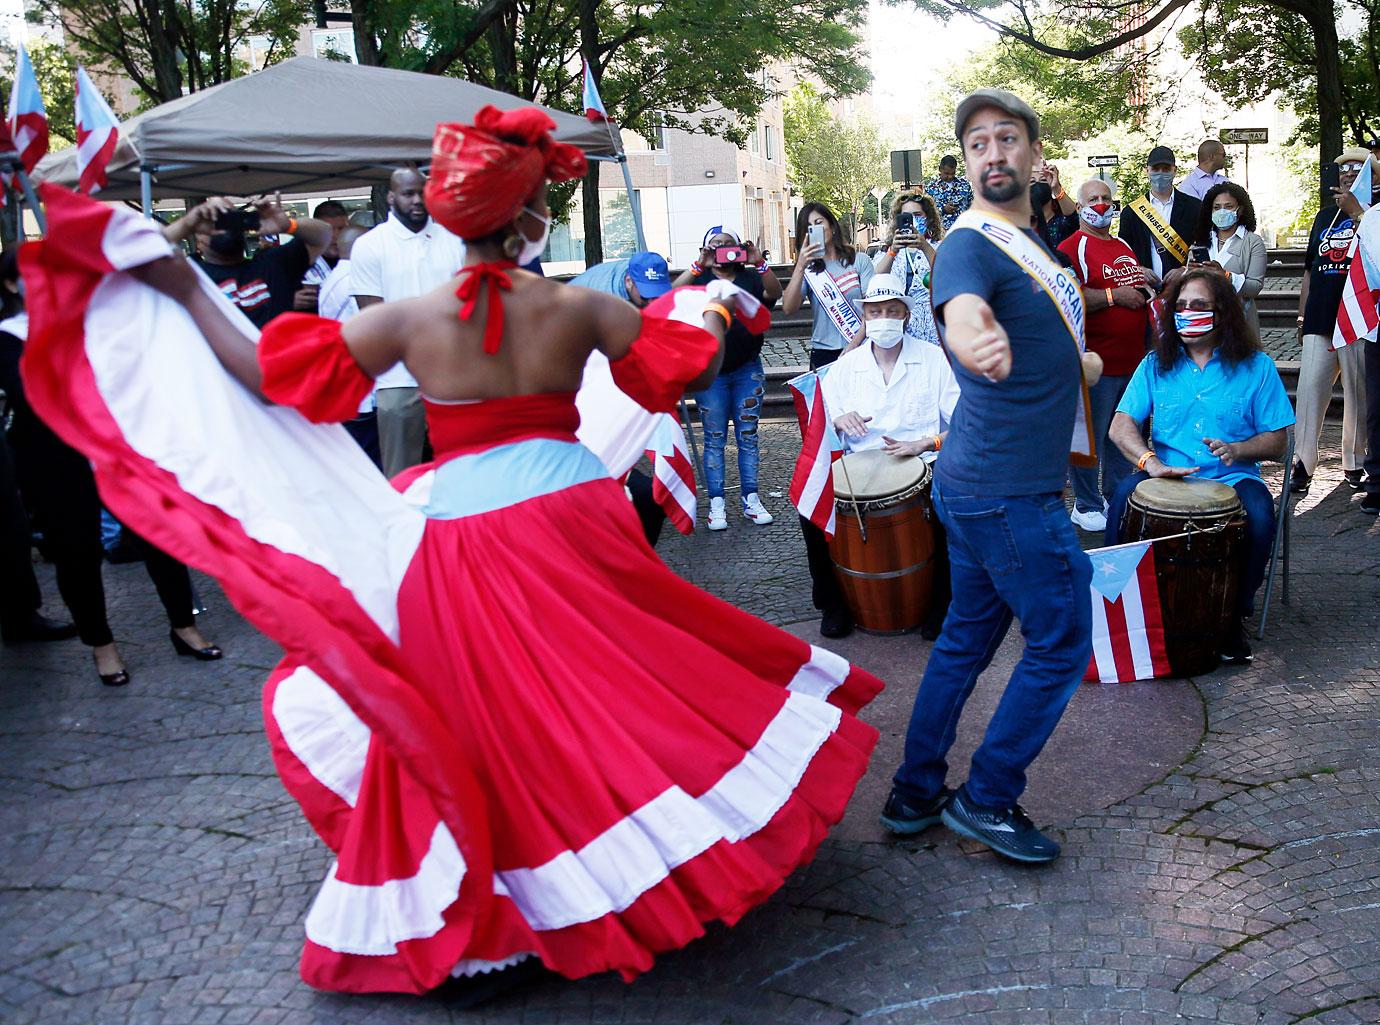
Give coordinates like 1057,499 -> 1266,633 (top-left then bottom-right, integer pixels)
517,207 -> 550,264
867,317 -> 905,348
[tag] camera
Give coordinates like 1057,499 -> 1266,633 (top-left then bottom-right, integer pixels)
714,245 -> 748,266
1189,244 -> 1210,264
213,207 -> 262,234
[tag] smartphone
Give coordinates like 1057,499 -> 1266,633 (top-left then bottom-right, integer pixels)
1190,244 -> 1210,263
807,224 -> 825,249
895,211 -> 916,235
1321,162 -> 1341,195
714,245 -> 748,265
214,207 -> 262,233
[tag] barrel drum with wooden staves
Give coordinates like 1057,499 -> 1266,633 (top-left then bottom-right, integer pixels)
1121,477 -> 1246,676
827,450 -> 937,634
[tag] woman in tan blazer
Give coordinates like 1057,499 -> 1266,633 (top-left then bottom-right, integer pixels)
1192,182 -> 1268,340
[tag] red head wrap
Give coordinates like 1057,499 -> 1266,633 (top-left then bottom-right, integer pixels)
425,105 -> 588,240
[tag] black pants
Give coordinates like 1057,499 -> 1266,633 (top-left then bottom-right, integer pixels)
21,437 -> 193,647
1365,342 -> 1380,494
626,468 -> 666,548
0,435 -> 42,626
344,411 -> 383,470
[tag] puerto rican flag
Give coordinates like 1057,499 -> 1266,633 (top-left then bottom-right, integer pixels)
7,44 -> 49,173
1084,540 -> 1171,684
644,417 -> 696,534
74,65 -> 120,194
1333,159 -> 1380,349
582,59 -> 609,122
787,367 -> 843,538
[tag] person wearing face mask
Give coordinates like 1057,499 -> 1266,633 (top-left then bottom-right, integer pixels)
873,191 -> 945,346
1190,183 -> 1267,340
349,167 -> 469,477
1118,145 -> 1202,290
168,195 -> 334,329
1057,178 -> 1151,532
1106,269 -> 1293,665
1029,160 -> 1078,251
808,274 -> 959,639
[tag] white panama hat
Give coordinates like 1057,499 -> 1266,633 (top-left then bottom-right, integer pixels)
857,273 -> 915,313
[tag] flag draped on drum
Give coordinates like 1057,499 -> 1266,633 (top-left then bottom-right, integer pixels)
1084,540 -> 1172,684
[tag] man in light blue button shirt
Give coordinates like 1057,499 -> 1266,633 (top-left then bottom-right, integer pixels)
1105,269 -> 1294,663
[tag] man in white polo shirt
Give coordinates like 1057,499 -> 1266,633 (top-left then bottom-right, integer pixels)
350,168 -> 467,477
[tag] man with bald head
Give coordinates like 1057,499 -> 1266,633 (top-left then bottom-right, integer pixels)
349,167 -> 467,476
1180,139 -> 1230,200
1058,178 -> 1151,530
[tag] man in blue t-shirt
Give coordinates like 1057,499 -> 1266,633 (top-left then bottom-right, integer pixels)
882,88 -> 1095,865
1106,268 -> 1293,664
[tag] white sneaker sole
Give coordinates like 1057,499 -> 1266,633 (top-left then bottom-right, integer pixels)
707,520 -> 728,531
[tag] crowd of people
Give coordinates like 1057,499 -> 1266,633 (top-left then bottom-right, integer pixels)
3,78 -> 1379,1000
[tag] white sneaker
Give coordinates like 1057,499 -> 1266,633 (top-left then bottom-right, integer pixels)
742,493 -> 774,525
1070,506 -> 1107,532
707,497 -> 729,531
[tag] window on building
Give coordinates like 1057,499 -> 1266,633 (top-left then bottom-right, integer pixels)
244,35 -> 274,71
765,126 -> 775,162
312,28 -> 357,63
749,125 -> 760,156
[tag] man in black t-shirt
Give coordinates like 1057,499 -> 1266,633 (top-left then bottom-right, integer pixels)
1292,147 -> 1371,493
163,196 -> 333,329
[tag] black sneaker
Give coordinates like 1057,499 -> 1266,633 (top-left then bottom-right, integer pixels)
1219,619 -> 1254,664
941,788 -> 1061,863
1288,461 -> 1311,494
1344,469 -> 1364,490
1361,491 -> 1380,515
819,606 -> 853,639
880,786 -> 952,835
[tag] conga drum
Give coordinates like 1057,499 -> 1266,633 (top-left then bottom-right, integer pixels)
1122,477 -> 1246,676
827,451 -> 936,634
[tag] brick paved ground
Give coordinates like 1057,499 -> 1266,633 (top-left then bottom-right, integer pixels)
3,424 -> 1377,1025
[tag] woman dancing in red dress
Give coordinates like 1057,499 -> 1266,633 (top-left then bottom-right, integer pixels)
19,106 -> 882,994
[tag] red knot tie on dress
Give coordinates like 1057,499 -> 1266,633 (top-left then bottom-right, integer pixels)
454,260 -> 516,355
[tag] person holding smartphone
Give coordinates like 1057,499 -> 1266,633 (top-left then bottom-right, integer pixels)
1293,147 -> 1373,495
872,191 -> 944,347
675,229 -> 781,530
1030,160 -> 1078,250
781,202 -> 875,368
1188,183 -> 1267,340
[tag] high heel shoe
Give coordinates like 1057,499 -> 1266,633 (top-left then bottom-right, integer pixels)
170,629 -> 223,661
99,667 -> 131,687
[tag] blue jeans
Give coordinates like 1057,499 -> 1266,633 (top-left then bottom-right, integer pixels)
893,478 -> 1094,810
1070,373 -> 1133,513
692,359 -> 765,500
1104,471 -> 1275,619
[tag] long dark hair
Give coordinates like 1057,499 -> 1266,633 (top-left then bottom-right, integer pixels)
794,202 -> 855,264
1193,182 -> 1257,244
1155,268 -> 1258,372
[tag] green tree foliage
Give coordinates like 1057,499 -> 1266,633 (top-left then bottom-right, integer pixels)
783,83 -> 890,239
28,0 -> 310,105
0,41 -> 78,145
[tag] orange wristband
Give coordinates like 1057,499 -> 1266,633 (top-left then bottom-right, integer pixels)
1137,450 -> 1155,471
703,302 -> 731,324
932,434 -> 943,451
1105,287 -> 1114,307
286,217 -> 298,235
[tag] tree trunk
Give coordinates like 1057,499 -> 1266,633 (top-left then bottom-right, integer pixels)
579,0 -> 604,266
487,17 -> 519,94
350,0 -> 381,67
1312,6 -> 1345,203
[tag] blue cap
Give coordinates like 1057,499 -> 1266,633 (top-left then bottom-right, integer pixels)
626,251 -> 671,298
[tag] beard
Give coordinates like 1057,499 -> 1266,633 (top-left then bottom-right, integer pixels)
393,202 -> 428,229
980,164 -> 1025,203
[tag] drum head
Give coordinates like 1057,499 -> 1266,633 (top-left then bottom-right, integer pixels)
1132,476 -> 1241,515
832,450 -> 929,501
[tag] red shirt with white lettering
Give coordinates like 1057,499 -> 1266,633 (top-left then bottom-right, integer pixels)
1057,229 -> 1149,376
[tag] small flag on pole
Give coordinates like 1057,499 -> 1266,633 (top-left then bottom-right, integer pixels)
1084,540 -> 1171,683
8,44 -> 49,173
582,59 -> 610,123
1332,157 -> 1380,349
786,367 -> 843,538
644,417 -> 696,535
75,66 -> 120,195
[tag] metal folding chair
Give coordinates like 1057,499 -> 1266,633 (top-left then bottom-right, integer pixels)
1256,425 -> 1294,639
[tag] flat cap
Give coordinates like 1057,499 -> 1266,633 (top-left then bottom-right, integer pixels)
954,88 -> 1040,142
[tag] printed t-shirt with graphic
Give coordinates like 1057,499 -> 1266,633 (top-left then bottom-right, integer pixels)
1058,230 -> 1149,375
1301,206 -> 1357,336
924,175 -> 974,230
802,254 -> 874,351
1117,350 -> 1295,486
198,237 -> 311,330
931,224 -> 1082,497
691,267 -> 770,373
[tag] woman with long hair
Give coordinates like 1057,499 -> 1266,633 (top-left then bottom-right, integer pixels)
1190,182 -> 1266,340
21,107 -> 881,995
781,201 -> 875,368
872,190 -> 944,346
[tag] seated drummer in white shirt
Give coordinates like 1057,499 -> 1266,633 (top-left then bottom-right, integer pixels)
812,274 -> 961,639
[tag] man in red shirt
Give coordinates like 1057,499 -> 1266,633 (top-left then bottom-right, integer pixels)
1058,178 -> 1151,531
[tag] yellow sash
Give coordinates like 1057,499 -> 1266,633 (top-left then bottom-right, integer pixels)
1128,195 -> 1190,265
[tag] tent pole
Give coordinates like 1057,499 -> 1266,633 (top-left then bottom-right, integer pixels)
15,167 -> 46,236
616,153 -> 647,252
140,164 -> 153,218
